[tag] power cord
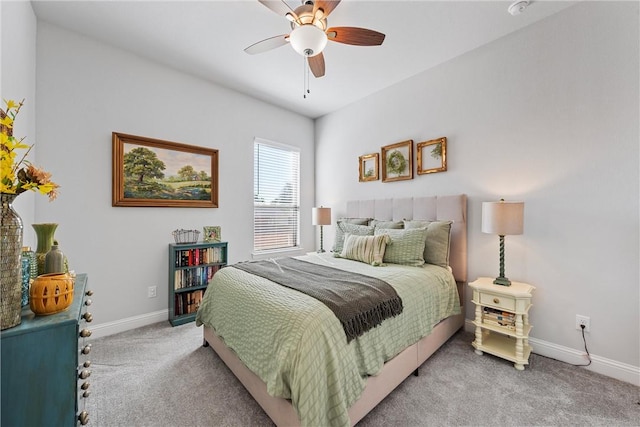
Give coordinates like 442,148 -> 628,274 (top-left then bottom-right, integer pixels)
534,323 -> 592,367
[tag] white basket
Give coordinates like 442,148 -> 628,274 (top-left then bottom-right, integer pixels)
172,229 -> 200,244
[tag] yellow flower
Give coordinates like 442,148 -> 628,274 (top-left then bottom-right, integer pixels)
0,98 -> 59,200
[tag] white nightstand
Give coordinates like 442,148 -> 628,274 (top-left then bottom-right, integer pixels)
469,277 -> 535,370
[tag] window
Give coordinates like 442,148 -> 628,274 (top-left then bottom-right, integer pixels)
254,139 -> 300,252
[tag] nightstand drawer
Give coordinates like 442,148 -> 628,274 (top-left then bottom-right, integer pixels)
479,293 -> 515,311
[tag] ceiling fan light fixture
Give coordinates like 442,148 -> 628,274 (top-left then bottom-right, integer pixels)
289,25 -> 328,57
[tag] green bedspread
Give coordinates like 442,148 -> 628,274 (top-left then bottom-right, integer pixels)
195,253 -> 460,427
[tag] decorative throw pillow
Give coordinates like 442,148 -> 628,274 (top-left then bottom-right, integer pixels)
337,217 -> 371,225
339,233 -> 390,266
332,221 -> 375,254
403,220 -> 453,268
370,219 -> 404,230
374,227 -> 428,266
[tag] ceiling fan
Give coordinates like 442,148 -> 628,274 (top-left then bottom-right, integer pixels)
245,0 -> 386,78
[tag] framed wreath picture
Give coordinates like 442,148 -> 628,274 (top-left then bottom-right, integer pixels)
203,226 -> 221,242
381,140 -> 413,182
359,153 -> 379,182
417,137 -> 447,175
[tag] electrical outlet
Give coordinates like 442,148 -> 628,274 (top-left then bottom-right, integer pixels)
576,315 -> 590,332
148,286 -> 157,298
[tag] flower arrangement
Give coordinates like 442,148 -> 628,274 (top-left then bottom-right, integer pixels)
1,99 -> 59,200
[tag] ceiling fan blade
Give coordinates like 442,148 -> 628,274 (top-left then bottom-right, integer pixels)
258,0 -> 295,17
313,0 -> 341,19
326,27 -> 385,46
244,34 -> 289,55
308,53 -> 325,78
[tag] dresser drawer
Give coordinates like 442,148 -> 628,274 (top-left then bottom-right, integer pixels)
479,292 -> 515,311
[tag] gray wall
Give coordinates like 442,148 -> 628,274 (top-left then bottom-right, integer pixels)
4,13 -> 316,330
315,2 -> 639,373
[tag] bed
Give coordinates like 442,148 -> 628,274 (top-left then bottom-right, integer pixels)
196,194 -> 467,426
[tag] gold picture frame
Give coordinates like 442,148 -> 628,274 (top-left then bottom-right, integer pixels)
359,153 -> 379,182
417,137 -> 447,175
112,132 -> 219,208
203,226 -> 221,242
381,140 -> 413,182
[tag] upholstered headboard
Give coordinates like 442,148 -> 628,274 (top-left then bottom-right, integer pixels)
345,194 -> 468,283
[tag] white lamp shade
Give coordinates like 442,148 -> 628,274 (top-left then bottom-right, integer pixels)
289,25 -> 328,57
312,207 -> 331,226
482,201 -> 524,235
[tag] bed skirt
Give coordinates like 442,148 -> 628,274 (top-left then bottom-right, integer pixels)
203,309 -> 464,426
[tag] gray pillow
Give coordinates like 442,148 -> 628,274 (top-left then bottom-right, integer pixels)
374,227 -> 428,266
403,220 -> 453,268
332,221 -> 375,254
370,219 -> 404,230
337,217 -> 371,225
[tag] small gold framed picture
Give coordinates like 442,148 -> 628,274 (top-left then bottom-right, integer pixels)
381,140 -> 413,183
359,153 -> 379,182
417,137 -> 447,175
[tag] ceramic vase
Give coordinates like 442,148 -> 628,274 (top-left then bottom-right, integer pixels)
1,193 -> 24,330
32,223 -> 58,275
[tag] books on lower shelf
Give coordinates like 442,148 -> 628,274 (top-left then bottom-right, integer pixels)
174,290 -> 204,316
174,265 -> 222,289
482,306 -> 516,330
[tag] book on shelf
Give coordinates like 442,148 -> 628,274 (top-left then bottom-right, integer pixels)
174,246 -> 225,267
174,289 -> 206,316
482,317 -> 516,330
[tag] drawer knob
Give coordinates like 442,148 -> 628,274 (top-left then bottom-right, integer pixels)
86,290 -> 94,297
81,344 -> 92,355
78,411 -> 89,425
80,328 -> 92,338
493,297 -> 500,304
81,381 -> 90,390
82,312 -> 93,322
82,390 -> 91,399
83,360 -> 91,368
79,369 -> 91,380
84,298 -> 92,307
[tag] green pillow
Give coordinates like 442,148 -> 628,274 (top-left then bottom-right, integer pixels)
403,220 -> 453,268
374,228 -> 428,266
338,233 -> 390,266
332,221 -> 375,254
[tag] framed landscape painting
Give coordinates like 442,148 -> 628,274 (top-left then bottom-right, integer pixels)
112,132 -> 219,207
381,140 -> 413,183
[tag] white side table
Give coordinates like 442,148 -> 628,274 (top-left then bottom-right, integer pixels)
469,277 -> 535,370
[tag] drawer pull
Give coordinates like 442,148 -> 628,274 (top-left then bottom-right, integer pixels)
79,369 -> 91,380
81,344 -> 92,355
83,390 -> 91,399
81,381 -> 90,390
85,290 -> 94,297
83,360 -> 91,368
82,312 -> 93,322
84,298 -> 92,307
493,297 -> 500,304
78,411 -> 89,425
80,329 -> 92,338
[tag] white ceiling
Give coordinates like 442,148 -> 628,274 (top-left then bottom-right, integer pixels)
31,0 -> 577,119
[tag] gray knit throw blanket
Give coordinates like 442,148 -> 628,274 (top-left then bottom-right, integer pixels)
232,257 -> 403,342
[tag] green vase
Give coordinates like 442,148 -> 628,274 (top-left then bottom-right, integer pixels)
1,193 -> 23,330
32,223 -> 58,275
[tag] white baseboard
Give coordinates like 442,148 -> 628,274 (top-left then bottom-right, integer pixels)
464,320 -> 639,386
90,309 -> 168,339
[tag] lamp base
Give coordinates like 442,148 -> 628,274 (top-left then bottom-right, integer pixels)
493,276 -> 512,286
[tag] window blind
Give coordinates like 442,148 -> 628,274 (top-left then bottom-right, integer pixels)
254,139 -> 300,252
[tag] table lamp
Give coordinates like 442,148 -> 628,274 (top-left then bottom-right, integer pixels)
312,206 -> 331,253
482,199 -> 524,286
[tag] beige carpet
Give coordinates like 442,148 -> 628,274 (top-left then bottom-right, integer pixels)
85,321 -> 639,426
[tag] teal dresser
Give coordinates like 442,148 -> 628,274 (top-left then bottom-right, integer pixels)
1,274 -> 93,426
